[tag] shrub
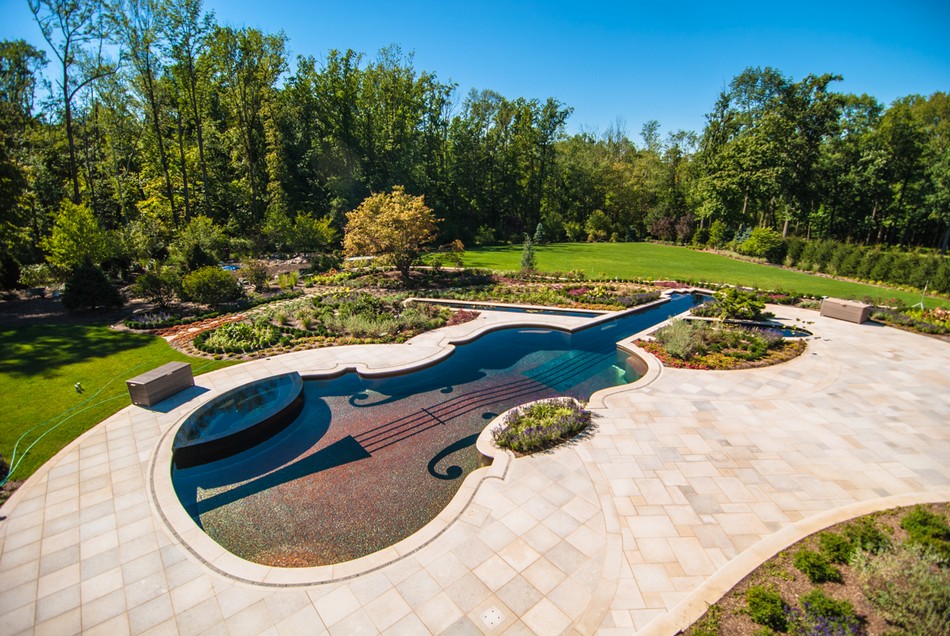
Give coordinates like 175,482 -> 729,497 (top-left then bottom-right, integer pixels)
819,531 -> 855,564
789,589 -> 864,636
655,319 -> 705,360
827,242 -> 857,277
843,517 -> 891,554
799,238 -> 837,272
853,542 -> 950,635
794,548 -> 842,583
305,252 -> 343,274
900,506 -> 950,562
563,220 -> 585,242
707,220 -> 729,248
585,209 -> 612,242
739,227 -> 786,263
277,271 -> 299,291
62,260 -> 124,311
474,225 -> 497,246
692,226 -> 709,246
194,319 -> 282,354
240,260 -> 269,292
18,262 -> 57,288
520,235 -> 537,272
745,585 -> 789,631
492,398 -> 591,454
784,236 -> 807,266
132,269 -> 180,307
181,266 -> 244,307
713,287 -> 766,320
869,251 -> 896,282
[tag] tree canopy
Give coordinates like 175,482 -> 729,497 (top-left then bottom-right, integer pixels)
0,3 -> 948,292
343,185 -> 437,284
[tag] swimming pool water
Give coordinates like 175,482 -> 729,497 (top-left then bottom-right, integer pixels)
171,293 -> 702,567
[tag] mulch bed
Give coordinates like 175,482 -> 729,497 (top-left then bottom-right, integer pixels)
636,339 -> 807,371
684,503 -> 950,636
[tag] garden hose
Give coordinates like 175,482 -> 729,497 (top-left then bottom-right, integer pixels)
1,358 -> 219,487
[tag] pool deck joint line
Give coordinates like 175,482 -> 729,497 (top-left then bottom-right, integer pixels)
1,297 -> 948,635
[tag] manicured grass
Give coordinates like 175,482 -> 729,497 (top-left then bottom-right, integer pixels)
463,243 -> 950,308
0,324 -> 234,482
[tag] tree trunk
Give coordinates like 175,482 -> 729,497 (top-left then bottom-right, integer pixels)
187,59 -> 209,207
142,57 -> 176,224
176,109 -> 191,222
82,115 -> 96,206
63,72 -> 81,203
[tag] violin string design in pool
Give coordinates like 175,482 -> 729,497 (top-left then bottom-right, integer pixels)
171,293 -> 702,567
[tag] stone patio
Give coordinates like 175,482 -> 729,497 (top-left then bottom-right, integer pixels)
1,303 -> 948,635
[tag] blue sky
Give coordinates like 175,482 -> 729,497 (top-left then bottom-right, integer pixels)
2,0 -> 948,137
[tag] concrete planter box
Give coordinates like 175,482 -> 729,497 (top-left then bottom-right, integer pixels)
820,298 -> 871,324
127,362 -> 194,406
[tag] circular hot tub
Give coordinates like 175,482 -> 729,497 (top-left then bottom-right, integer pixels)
172,372 -> 304,468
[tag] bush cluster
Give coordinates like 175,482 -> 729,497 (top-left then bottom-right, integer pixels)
745,585 -> 788,631
794,548 -> 843,584
653,319 -> 784,363
193,319 -> 284,354
194,292 -> 451,355
181,266 -> 244,307
691,287 -> 768,320
900,505 -> 950,562
63,260 -> 124,311
780,238 -> 949,293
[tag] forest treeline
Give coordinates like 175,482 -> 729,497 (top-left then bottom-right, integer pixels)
1,0 -> 948,290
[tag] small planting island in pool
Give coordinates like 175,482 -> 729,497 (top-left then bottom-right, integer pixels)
170,294 -> 704,568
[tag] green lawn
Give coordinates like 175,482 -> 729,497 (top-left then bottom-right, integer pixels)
0,324 -> 234,482
464,243 -> 950,308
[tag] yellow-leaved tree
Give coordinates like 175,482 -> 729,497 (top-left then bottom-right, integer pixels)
343,186 -> 438,285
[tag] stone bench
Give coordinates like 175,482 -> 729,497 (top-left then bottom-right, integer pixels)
127,362 -> 194,406
820,298 -> 871,324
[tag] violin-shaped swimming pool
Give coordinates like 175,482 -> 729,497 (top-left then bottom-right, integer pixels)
171,293 -> 702,567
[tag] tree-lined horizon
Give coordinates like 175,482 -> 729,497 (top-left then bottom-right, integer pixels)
1,0 -> 948,289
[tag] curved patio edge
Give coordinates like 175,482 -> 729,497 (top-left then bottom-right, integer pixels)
638,490 -> 950,636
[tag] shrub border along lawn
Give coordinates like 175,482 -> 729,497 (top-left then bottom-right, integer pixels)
462,243 -> 950,309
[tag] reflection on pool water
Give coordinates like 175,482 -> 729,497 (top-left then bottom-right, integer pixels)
419,299 -> 606,318
171,293 -> 703,567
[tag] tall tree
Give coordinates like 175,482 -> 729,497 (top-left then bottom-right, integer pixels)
28,0 -> 114,203
161,0 -> 214,213
0,40 -> 48,283
108,0 -> 178,223
208,25 -> 287,231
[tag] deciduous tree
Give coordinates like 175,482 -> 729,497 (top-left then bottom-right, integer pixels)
343,185 -> 437,284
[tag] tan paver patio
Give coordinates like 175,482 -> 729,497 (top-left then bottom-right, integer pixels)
1,303 -> 948,635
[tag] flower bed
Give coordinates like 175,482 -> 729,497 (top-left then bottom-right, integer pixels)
637,319 -> 805,370
492,398 -> 592,454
